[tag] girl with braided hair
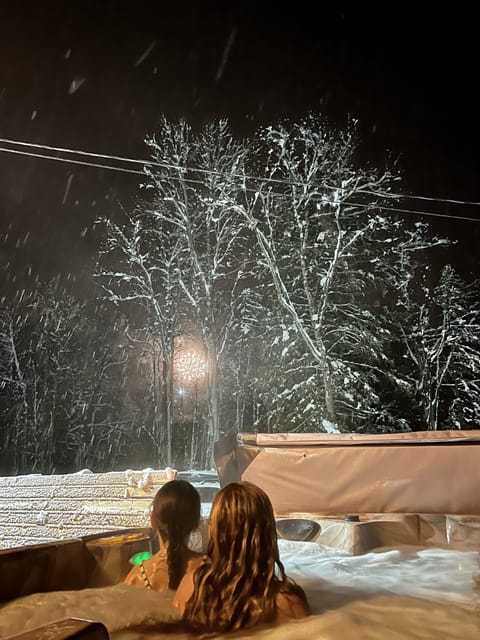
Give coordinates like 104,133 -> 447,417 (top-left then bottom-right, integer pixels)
174,481 -> 309,632
124,479 -> 202,591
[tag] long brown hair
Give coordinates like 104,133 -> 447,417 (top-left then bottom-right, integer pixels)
151,479 -> 200,589
183,481 -> 307,633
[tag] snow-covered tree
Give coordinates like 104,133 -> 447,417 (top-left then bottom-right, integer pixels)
143,118 -> 254,464
398,265 -> 480,430
239,117 -> 446,432
220,283 -> 274,433
437,267 -> 480,428
96,208 -> 186,466
92,115 -> 479,466
0,282 -> 128,474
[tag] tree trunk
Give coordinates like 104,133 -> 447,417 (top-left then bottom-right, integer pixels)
205,340 -> 220,468
161,336 -> 175,467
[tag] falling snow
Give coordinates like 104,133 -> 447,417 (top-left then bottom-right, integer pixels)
134,41 -> 156,67
68,77 -> 86,95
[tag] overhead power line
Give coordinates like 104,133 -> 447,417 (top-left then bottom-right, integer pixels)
0,146 -> 145,176
0,138 -> 479,223
343,201 -> 480,223
2,136 -> 480,208
0,137 -> 149,168
360,190 -> 480,208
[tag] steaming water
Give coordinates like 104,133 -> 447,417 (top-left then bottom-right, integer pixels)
0,540 -> 478,639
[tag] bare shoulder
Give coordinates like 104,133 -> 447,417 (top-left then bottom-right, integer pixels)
123,553 -> 169,590
185,551 -> 203,571
275,586 -> 309,623
123,565 -> 142,587
173,553 -> 207,613
173,566 -> 196,613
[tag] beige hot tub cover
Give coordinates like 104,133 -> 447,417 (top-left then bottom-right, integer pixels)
214,430 -> 480,515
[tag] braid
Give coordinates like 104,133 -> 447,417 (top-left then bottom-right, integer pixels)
150,480 -> 201,590
166,523 -> 185,589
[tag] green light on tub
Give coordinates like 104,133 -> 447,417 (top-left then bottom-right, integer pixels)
129,551 -> 153,566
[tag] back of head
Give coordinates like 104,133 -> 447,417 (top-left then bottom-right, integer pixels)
208,481 -> 279,573
184,481 -> 284,633
152,479 -> 201,589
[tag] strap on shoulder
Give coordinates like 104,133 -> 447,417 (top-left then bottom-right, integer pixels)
140,561 -> 153,589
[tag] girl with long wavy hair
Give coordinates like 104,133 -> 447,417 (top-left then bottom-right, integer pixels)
124,479 -> 202,591
174,481 -> 309,633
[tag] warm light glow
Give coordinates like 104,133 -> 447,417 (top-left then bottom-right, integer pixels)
174,344 -> 207,384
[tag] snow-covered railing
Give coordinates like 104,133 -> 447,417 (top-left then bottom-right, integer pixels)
0,468 -> 175,550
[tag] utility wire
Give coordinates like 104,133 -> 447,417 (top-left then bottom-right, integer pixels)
0,146 -> 145,176
343,201 -> 480,223
0,145 -> 311,201
0,137 -> 149,167
1,142 -> 479,223
0,146 -> 214,189
1,136 -> 480,208
360,190 -> 480,207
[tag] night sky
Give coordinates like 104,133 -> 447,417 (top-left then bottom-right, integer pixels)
1,2 -> 479,298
